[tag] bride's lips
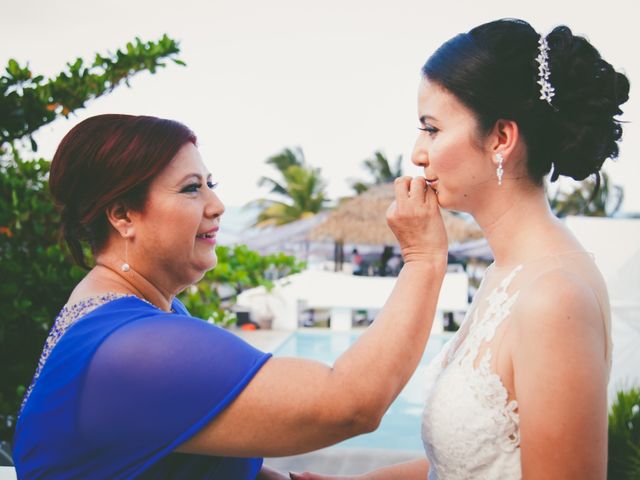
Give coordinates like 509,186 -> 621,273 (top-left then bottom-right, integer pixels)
425,178 -> 439,194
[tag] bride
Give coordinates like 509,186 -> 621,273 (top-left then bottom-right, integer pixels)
292,18 -> 629,479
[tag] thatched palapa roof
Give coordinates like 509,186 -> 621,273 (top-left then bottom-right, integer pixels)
309,184 -> 483,245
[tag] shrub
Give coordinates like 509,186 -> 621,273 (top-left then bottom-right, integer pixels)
608,387 -> 640,479
0,155 -> 86,422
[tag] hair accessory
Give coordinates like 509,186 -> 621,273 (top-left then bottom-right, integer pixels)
496,153 -> 504,186
121,236 -> 130,272
535,35 -> 556,108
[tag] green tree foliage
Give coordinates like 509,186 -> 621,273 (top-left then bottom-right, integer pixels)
0,36 -> 184,428
350,150 -> 403,194
0,155 -> 86,421
0,35 -> 184,153
178,244 -> 305,325
608,387 -> 640,479
249,147 -> 329,226
550,172 -> 624,217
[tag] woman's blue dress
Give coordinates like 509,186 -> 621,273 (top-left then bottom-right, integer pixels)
13,295 -> 272,479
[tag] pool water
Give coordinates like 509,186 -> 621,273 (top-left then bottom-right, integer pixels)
273,330 -> 451,451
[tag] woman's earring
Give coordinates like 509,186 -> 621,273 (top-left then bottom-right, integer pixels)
496,153 -> 504,186
121,236 -> 130,272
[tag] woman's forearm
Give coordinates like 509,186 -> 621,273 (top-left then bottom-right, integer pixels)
331,260 -> 446,424
176,178 -> 448,457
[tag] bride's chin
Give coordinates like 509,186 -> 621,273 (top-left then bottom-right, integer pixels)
435,192 -> 464,212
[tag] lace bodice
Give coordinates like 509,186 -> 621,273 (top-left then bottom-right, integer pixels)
421,252 -> 611,479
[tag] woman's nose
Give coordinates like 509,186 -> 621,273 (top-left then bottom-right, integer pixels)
205,190 -> 225,218
411,138 -> 429,167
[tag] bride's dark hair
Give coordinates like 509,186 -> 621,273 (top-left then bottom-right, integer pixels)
422,18 -> 630,188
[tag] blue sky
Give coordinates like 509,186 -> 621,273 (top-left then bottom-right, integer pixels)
3,0 -> 639,216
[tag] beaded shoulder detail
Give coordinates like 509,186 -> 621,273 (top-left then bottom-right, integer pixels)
19,293 -> 131,414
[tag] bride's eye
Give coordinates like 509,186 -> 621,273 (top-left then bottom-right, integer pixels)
418,125 -> 439,136
207,181 -> 219,190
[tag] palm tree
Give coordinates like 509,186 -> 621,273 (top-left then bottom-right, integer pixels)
350,151 -> 403,194
247,147 -> 329,227
549,171 -> 624,217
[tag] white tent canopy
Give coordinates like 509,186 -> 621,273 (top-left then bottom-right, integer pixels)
236,269 -> 468,333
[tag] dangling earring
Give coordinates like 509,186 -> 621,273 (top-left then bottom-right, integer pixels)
121,235 -> 130,272
496,153 -> 504,186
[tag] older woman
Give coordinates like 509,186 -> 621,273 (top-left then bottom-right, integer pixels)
12,114 -> 447,479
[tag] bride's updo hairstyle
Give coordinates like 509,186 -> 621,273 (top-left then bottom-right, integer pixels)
422,18 -> 630,186
49,114 -> 197,268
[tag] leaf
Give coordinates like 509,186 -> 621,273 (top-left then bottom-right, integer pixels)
3,35 -> 185,145
7,59 -> 19,76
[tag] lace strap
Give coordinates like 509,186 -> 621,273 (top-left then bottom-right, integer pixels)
448,265 -> 523,367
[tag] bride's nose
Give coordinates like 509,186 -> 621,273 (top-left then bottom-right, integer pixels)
411,139 -> 429,168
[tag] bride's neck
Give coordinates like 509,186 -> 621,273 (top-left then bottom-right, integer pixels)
471,184 -> 569,268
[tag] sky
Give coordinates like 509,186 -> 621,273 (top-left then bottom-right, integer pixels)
3,0 -> 640,218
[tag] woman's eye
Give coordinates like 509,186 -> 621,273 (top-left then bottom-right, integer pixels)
418,125 -> 439,136
181,183 -> 202,193
207,181 -> 219,190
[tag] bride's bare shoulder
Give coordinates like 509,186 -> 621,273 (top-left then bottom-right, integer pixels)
511,268 -> 606,355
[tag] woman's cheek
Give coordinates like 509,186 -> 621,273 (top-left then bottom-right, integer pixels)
433,144 -> 460,173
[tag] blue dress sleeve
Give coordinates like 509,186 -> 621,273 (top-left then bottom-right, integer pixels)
79,309 -> 271,477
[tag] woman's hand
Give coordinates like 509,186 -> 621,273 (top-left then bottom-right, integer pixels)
387,176 -> 447,264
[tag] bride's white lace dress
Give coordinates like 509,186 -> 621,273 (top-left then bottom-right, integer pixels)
421,252 -> 612,479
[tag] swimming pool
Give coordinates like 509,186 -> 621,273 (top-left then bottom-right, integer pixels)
273,330 -> 451,451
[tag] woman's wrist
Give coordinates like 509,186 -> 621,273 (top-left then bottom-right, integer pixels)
401,254 -> 448,273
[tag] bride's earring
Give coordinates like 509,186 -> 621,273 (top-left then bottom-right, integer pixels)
496,153 -> 504,186
121,235 -> 130,272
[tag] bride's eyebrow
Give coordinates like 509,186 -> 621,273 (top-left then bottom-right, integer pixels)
419,114 -> 438,125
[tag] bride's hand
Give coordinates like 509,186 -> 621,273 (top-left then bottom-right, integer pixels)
386,176 -> 447,265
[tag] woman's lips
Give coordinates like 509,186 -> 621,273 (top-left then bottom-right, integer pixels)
195,227 -> 218,245
196,235 -> 216,245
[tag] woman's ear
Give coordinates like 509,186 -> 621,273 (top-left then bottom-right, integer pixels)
105,201 -> 135,238
489,119 -> 519,166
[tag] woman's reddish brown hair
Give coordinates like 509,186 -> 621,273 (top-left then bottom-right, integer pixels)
49,114 -> 197,268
